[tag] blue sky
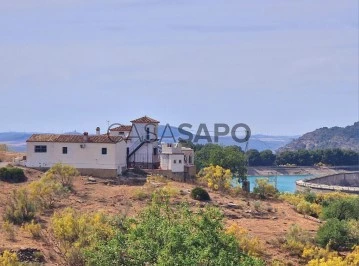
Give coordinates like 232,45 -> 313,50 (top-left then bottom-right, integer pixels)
0,0 -> 358,135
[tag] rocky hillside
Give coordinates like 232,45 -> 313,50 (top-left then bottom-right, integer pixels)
278,122 -> 359,152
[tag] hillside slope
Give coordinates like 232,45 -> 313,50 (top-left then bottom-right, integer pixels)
278,122 -> 359,152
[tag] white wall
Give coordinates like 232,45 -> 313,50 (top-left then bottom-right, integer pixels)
127,123 -> 159,163
161,143 -> 182,154
109,130 -> 130,138
160,154 -> 170,170
129,123 -> 158,142
26,141 -> 126,173
168,154 -> 184,172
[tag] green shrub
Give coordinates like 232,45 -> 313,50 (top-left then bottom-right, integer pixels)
316,219 -> 352,250
253,178 -> 277,199
0,167 -> 27,183
2,221 -> 16,241
322,197 -> 359,221
4,188 -> 36,225
304,191 -> 317,203
86,193 -> 264,266
23,220 -> 42,239
282,224 -> 313,256
190,187 -> 211,201
47,163 -> 79,189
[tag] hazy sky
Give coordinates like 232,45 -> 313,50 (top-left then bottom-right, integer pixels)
0,0 -> 358,135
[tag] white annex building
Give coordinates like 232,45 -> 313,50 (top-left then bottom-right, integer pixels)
26,116 -> 195,178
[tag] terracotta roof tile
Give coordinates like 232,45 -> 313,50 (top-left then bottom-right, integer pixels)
27,134 -> 122,144
130,116 -> 159,124
110,125 -> 132,132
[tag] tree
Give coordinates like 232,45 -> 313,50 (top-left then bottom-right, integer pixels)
195,144 -> 247,178
85,193 -> 264,266
246,149 -> 262,166
259,150 -> 276,166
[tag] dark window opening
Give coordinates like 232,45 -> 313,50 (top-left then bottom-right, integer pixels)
153,147 -> 158,155
127,147 -> 130,155
146,128 -> 150,140
34,145 -> 47,153
102,148 -> 107,155
179,160 -> 182,164
173,160 -> 176,164
62,147 -> 68,154
189,155 -> 192,164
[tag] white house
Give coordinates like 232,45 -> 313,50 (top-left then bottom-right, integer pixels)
160,143 -> 195,173
26,132 -> 127,177
109,116 -> 160,169
26,116 -> 194,178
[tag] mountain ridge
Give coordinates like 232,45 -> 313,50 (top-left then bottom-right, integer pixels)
278,122 -> 359,152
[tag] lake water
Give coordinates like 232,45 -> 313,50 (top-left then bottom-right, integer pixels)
233,175 -> 313,193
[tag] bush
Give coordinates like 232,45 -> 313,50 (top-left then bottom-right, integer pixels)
0,167 -> 27,183
51,208 -> 115,250
253,178 -> 277,199
158,184 -> 180,198
0,250 -> 20,266
302,245 -> 339,262
282,224 -> 313,256
316,219 -> 352,250
86,193 -> 264,266
146,174 -> 169,184
226,223 -> 264,257
197,165 -> 232,192
132,188 -> 152,201
304,191 -> 317,203
47,163 -> 79,189
66,247 -> 86,266
23,220 -> 42,239
28,172 -> 65,209
190,187 -> 211,201
322,197 -> 359,221
304,245 -> 359,266
2,221 -> 16,241
4,188 -> 36,225
296,201 -> 322,217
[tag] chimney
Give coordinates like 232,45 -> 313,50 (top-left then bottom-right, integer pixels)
83,132 -> 89,142
96,127 -> 100,135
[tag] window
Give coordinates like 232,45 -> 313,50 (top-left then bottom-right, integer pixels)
34,145 -> 47,153
179,160 -> 182,164
189,156 -> 192,164
62,147 -> 68,154
146,128 -> 150,140
173,160 -> 176,164
102,148 -> 107,155
153,147 -> 158,155
119,132 -> 124,135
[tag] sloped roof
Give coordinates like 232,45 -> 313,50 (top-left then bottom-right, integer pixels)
110,125 -> 132,132
130,116 -> 159,124
27,134 -> 122,144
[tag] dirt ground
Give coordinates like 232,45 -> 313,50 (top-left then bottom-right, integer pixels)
0,165 -> 322,265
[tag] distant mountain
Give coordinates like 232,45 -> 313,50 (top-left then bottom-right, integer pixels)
0,132 -> 33,152
157,125 -> 297,152
0,127 -> 297,153
278,122 -> 359,152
